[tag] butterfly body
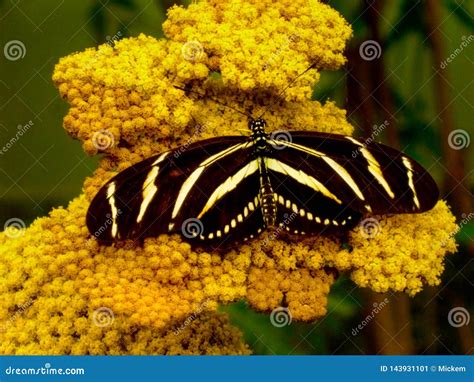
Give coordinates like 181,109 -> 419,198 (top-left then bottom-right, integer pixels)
86,117 -> 439,247
249,118 -> 278,229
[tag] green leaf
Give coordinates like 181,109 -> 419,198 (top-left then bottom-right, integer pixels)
456,219 -> 474,246
444,0 -> 474,30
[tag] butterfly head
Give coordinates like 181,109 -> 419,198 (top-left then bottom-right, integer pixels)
249,118 -> 267,133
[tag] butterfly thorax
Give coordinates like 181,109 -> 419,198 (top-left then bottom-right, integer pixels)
249,118 -> 269,153
249,118 -> 277,228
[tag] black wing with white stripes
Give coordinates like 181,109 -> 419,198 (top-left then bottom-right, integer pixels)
266,131 -> 438,235
86,136 -> 264,244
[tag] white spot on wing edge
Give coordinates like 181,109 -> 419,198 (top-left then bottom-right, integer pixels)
107,182 -> 119,238
292,203 -> 298,214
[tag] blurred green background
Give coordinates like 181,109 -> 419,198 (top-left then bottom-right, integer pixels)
0,0 -> 472,355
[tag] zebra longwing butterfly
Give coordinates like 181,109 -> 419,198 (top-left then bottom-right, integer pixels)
86,117 -> 439,247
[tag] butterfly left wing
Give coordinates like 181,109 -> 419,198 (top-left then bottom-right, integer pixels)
86,135 -> 265,245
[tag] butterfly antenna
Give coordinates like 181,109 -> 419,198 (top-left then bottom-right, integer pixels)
174,85 -> 253,119
257,61 -> 320,119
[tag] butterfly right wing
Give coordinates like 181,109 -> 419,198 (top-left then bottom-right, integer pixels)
86,136 -> 257,243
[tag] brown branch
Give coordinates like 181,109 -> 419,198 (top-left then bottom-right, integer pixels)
363,292 -> 414,355
424,0 -> 471,215
345,47 -> 376,137
364,0 -> 400,148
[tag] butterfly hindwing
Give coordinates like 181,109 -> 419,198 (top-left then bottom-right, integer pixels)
187,166 -> 265,246
267,160 -> 361,235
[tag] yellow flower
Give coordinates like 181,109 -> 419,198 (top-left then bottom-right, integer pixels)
0,0 -> 457,354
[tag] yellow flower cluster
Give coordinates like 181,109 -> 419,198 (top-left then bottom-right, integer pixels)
0,196 -> 249,355
163,0 -> 351,98
328,201 -> 457,295
0,0 -> 458,354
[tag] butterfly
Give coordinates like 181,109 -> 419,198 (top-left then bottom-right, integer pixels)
86,117 -> 439,247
